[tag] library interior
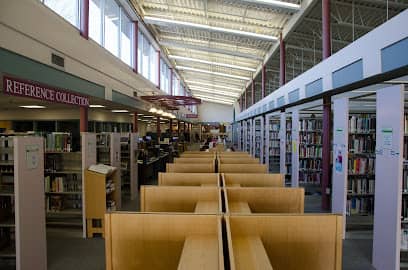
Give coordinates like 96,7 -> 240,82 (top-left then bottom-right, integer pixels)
0,0 -> 408,270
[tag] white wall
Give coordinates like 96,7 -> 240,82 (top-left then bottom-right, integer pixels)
0,0 -> 162,103
198,101 -> 233,123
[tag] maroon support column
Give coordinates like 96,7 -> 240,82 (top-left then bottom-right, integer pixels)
280,33 -> 286,86
80,107 -> 88,132
322,96 -> 331,210
261,65 -> 266,98
80,0 -> 89,39
156,116 -> 161,144
133,113 -> 138,133
251,80 -> 255,105
322,0 -> 332,211
177,121 -> 181,136
157,51 -> 161,89
322,0 -> 331,59
133,21 -> 139,73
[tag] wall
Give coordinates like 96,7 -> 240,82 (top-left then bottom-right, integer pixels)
0,0 -> 161,107
198,101 -> 233,123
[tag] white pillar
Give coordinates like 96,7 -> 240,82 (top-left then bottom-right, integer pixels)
291,110 -> 300,187
372,84 -> 404,270
331,97 -> 349,238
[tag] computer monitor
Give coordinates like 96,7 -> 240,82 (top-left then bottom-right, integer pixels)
146,136 -> 152,141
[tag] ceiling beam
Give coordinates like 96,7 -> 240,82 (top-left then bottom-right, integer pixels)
144,16 -> 278,41
176,66 -> 251,80
304,17 -> 374,31
237,0 -> 301,12
168,55 -> 257,72
160,40 -> 264,61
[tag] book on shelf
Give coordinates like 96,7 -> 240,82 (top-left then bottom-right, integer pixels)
88,164 -> 116,175
346,197 -> 374,216
299,145 -> 322,158
349,115 -> 376,133
45,175 -> 81,193
348,157 -> 375,175
348,178 -> 375,195
300,118 -> 322,131
349,135 -> 375,153
45,133 -> 71,152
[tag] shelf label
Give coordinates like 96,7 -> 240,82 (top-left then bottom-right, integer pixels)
382,128 -> 393,147
26,144 -> 40,170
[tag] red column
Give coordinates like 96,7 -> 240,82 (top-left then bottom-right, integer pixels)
133,113 -> 138,133
251,80 -> 255,105
280,33 -> 286,86
170,68 -> 173,95
156,116 -> 161,143
261,65 -> 266,98
157,51 -> 161,89
133,21 -> 139,73
80,107 -> 88,132
80,0 -> 89,39
322,96 -> 331,210
322,0 -> 331,59
322,1 -> 332,211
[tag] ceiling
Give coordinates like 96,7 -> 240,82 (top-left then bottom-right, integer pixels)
131,0 -> 407,106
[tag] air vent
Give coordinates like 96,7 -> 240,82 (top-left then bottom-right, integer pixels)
51,53 -> 65,68
133,91 -> 138,97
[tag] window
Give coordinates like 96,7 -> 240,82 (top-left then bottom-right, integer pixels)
104,0 -> 120,56
44,0 -> 79,27
141,34 -> 150,79
120,9 -> 132,66
137,30 -> 142,74
149,45 -> 158,85
89,0 -> 102,44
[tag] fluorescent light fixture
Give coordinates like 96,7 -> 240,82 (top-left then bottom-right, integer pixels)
185,80 -> 242,92
197,97 -> 234,105
157,109 -> 163,115
111,110 -> 129,113
137,113 -> 144,116
177,66 -> 250,81
240,0 -> 300,11
144,115 -> 155,118
144,16 -> 278,41
169,55 -> 256,72
194,94 -> 235,104
19,105 -> 46,109
89,105 -> 105,108
149,108 -> 157,113
189,86 -> 240,98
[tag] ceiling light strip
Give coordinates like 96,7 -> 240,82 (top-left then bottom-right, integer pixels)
194,94 -> 235,103
177,66 -> 251,81
240,0 -> 300,11
169,55 -> 256,72
144,17 -> 278,41
189,86 -> 240,97
185,80 -> 243,92
196,97 -> 234,105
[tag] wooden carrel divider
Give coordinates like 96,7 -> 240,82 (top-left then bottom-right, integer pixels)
158,173 -> 220,187
105,213 -> 224,270
174,157 -> 215,164
222,173 -> 284,187
218,158 -> 260,164
226,214 -> 342,270
224,187 -> 304,214
140,186 -> 222,214
166,163 -> 215,173
218,164 -> 268,174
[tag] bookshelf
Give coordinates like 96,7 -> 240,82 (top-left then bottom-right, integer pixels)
254,117 -> 263,162
298,116 -> 323,191
44,151 -> 82,227
346,114 -> 376,218
96,133 -> 121,169
120,134 -> 130,197
402,114 -> 408,255
285,116 -> 292,185
266,115 -> 280,173
84,167 -> 120,238
45,132 -> 72,153
245,120 -> 252,155
0,136 -> 46,269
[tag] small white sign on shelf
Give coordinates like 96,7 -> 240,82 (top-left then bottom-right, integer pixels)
382,128 -> 393,147
26,144 -> 40,170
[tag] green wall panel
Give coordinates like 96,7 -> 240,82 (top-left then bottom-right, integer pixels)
0,48 -> 105,99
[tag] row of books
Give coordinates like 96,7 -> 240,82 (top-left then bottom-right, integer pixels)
401,198 -> 408,221
269,140 -> 279,148
269,149 -> 280,156
0,137 -> 13,148
269,123 -> 280,131
348,157 -> 375,175
348,179 -> 375,195
44,175 -> 81,193
404,136 -> 408,160
299,171 -> 321,184
96,133 -> 110,147
299,118 -> 322,131
349,135 -> 375,153
0,153 -> 13,162
403,165 -> 408,192
349,115 -> 376,133
300,159 -> 321,170
346,197 -> 374,215
286,120 -> 292,130
46,195 -> 82,212
269,131 -> 279,140
299,145 -> 322,158
300,133 -> 322,145
285,152 -> 291,163
45,132 -> 72,152
401,229 -> 408,251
